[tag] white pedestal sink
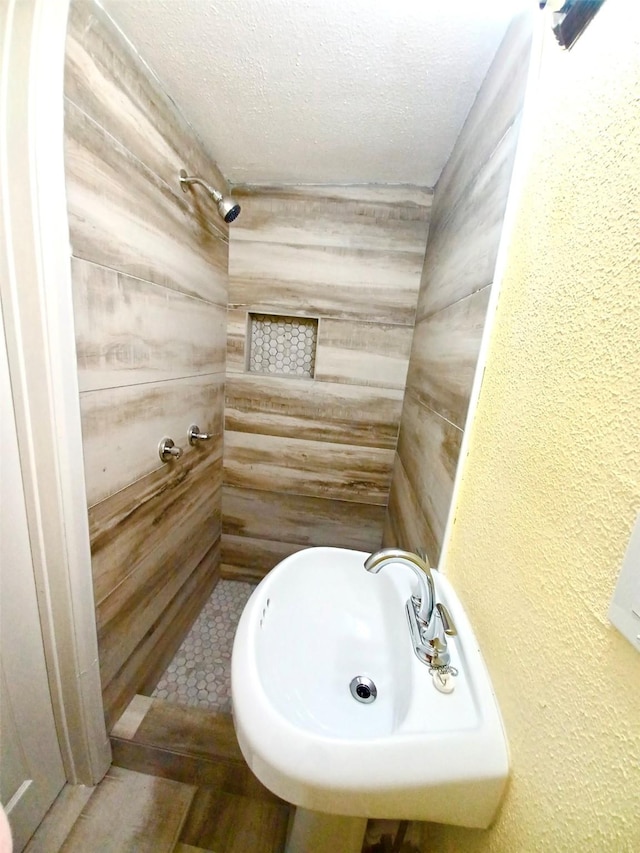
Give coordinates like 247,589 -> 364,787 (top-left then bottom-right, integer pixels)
231,547 -> 509,851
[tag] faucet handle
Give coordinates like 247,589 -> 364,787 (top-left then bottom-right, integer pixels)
435,602 -> 457,637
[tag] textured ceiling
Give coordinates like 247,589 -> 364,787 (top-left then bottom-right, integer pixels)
100,0 -> 530,186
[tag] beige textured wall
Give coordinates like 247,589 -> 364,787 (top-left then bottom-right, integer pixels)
384,13 -> 532,565
425,2 -> 640,850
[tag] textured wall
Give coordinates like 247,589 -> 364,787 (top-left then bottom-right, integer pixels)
64,0 -> 229,729
425,1 -> 640,850
384,13 -> 533,564
223,185 -> 431,580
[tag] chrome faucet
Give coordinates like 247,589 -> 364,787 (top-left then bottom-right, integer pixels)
364,547 -> 457,669
364,548 -> 435,624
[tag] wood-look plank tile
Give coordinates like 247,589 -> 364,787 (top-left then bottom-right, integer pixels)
315,318 -> 413,389
417,124 -> 520,320
111,694 -> 154,740
24,785 -> 95,853
81,374 -> 223,506
89,439 -> 221,606
95,482 -> 221,689
231,185 -> 431,253
65,1 -> 230,228
132,700 -> 243,765
233,182 -> 432,209
111,738 -> 279,803
224,430 -> 394,505
59,767 -> 195,853
102,540 -> 221,730
431,13 -> 532,235
226,307 -> 248,374
179,790 -> 290,853
405,286 -> 491,429
229,240 -> 423,325
65,99 -> 228,305
224,374 -> 403,449
72,259 -> 226,392
221,534 -> 301,577
222,486 -> 385,553
396,392 -> 463,559
383,453 -> 441,568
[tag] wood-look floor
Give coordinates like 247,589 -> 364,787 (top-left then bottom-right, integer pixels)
27,697 -> 290,853
27,695 -> 421,853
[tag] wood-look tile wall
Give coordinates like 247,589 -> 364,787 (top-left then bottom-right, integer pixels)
224,185 -> 432,579
64,0 -> 229,729
384,15 -> 533,565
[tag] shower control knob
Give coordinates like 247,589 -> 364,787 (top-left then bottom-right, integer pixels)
188,424 -> 214,445
158,437 -> 183,462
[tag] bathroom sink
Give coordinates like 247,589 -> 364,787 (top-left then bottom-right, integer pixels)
231,546 -> 509,829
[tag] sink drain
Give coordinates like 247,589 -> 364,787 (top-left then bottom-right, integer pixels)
349,676 -> 377,704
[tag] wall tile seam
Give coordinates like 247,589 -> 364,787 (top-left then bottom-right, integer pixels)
225,302 -> 419,329
79,368 -> 227,393
85,0 -> 231,198
429,112 -> 523,242
64,96 -> 230,246
414,281 -> 493,325
221,428 -> 400,453
402,388 -> 465,435
228,203 -> 433,224
219,482 -> 391,507
87,457 -> 224,514
71,254 -> 230,310
229,243 -> 426,263
224,375 -> 409,393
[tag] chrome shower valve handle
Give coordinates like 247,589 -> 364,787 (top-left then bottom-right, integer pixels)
158,437 -> 183,462
188,424 -> 214,445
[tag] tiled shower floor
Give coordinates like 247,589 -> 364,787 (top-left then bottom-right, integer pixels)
151,579 -> 255,712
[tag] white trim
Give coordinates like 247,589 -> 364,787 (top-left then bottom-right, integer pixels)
0,0 -> 110,783
438,8 -> 546,574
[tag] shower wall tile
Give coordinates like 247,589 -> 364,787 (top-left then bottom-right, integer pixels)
65,0 -> 228,723
102,540 -> 221,731
224,374 -> 403,449
65,0 -> 230,232
231,184 -> 431,253
65,100 -> 228,306
416,123 -> 521,320
382,453 -> 439,564
405,286 -> 492,429
81,376 -> 223,507
73,259 -> 226,392
224,431 -> 394,505
220,535 -> 303,582
385,14 -> 532,564
395,392 -> 463,559
226,307 -> 248,374
90,449 -> 222,725
224,185 -> 430,576
315,319 -> 413,389
222,486 -> 385,566
431,13 -> 532,235
229,241 -> 422,325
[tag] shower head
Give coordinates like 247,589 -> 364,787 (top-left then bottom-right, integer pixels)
179,169 -> 241,224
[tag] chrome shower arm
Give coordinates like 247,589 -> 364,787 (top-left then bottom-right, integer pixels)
178,168 -> 241,224
179,170 -> 223,202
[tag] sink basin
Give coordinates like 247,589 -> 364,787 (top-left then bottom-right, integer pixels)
231,546 -> 509,829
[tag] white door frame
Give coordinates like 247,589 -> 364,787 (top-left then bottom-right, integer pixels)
0,0 -> 110,784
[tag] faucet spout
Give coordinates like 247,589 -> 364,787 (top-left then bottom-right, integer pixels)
364,548 -> 435,625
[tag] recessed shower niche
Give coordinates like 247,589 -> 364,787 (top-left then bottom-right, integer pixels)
247,313 -> 318,378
